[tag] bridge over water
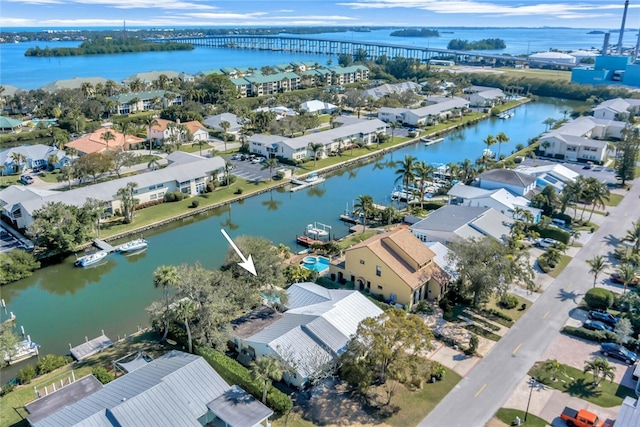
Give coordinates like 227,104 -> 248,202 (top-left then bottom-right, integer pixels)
161,35 -> 533,66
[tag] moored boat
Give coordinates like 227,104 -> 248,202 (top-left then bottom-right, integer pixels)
305,223 -> 329,238
75,250 -> 108,267
4,336 -> 39,365
117,238 -> 148,253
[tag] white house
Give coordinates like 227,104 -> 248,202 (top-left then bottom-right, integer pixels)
300,100 -> 338,114
0,144 -> 70,173
232,282 -> 383,388
147,119 -> 208,145
593,98 -> 640,121
463,86 -> 506,107
378,97 -> 470,126
363,81 -> 421,100
476,169 -> 537,198
203,113 -> 243,135
447,183 -> 542,222
110,90 -> 182,115
515,163 -> 580,192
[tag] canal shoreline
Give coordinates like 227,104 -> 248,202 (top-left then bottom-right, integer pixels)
85,101 -> 530,246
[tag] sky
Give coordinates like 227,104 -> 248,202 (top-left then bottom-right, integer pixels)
1,0 -> 639,29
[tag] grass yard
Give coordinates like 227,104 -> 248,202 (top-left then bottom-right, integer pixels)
337,230 -> 377,249
604,193 -> 623,207
495,408 -> 549,427
484,293 -> 530,322
529,361 -> 636,407
496,67 -> 572,82
0,173 -> 23,190
548,255 -> 572,278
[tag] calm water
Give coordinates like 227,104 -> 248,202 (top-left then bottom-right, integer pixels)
0,97 -> 581,367
0,27 -> 624,89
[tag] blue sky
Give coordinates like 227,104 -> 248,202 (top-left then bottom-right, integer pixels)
2,0 -> 638,29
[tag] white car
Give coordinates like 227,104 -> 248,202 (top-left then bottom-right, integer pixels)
536,238 -> 559,248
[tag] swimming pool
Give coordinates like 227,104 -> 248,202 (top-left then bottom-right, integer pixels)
301,256 -> 330,273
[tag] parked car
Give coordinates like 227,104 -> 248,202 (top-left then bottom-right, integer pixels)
588,310 -> 618,327
535,237 -> 559,248
560,406 -> 610,427
610,272 -> 639,285
19,175 -> 34,185
583,320 -> 613,332
32,164 -> 46,173
600,343 -> 638,365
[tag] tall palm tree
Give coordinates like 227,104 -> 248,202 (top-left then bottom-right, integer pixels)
250,356 -> 283,404
616,263 -> 639,295
389,122 -> 398,143
583,357 -> 616,386
413,160 -> 435,209
116,181 -> 139,223
101,130 -> 115,152
58,165 -> 74,190
584,179 -> 610,221
542,359 -> 565,381
143,116 -> 159,154
10,152 -> 27,173
458,158 -> 477,185
47,154 -> 59,171
624,221 -> 640,255
153,265 -> 180,342
353,194 -> 374,232
495,131 -> 510,159
308,142 -> 324,167
394,154 -> 417,190
586,255 -> 607,288
172,299 -> 196,353
481,134 -> 497,165
543,117 -> 556,132
262,158 -> 279,181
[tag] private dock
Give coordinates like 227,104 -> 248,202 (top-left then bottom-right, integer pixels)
290,173 -> 326,192
69,331 -> 113,361
296,235 -> 321,247
93,239 -> 116,253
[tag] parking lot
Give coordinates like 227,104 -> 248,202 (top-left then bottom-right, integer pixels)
227,155 -> 283,182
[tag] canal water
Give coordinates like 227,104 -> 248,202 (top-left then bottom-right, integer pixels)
1,97 -> 581,369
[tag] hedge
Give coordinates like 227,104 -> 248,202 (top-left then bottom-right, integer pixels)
584,288 -> 614,310
532,225 -> 570,244
562,326 -> 619,343
195,346 -> 292,414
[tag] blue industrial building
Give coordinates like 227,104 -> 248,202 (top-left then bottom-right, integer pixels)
571,55 -> 640,88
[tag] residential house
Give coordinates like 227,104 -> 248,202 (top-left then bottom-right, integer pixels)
110,90 -> 182,115
147,119 -> 208,145
447,183 -> 542,222
615,397 -> 640,427
65,127 -> 145,155
378,97 -> 470,126
40,77 -> 110,93
409,205 -> 513,245
25,351 -> 273,427
476,168 -> 537,198
232,282 -> 383,388
463,85 -> 506,107
0,144 -> 70,172
204,113 -> 243,135
123,70 -> 194,88
301,68 -> 332,86
593,98 -> 640,121
363,81 -> 421,100
2,156 -> 225,230
300,100 -> 338,114
0,116 -> 24,133
330,227 -> 450,306
253,106 -> 297,121
537,116 -> 624,163
245,72 -> 301,96
249,117 -> 386,161
515,163 -> 579,192
424,241 -> 457,279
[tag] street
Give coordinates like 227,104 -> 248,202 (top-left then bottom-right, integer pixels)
419,179 -> 640,427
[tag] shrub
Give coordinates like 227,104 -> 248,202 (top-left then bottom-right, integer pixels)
17,365 -> 37,384
196,346 -> 292,414
0,382 -> 16,396
476,308 -> 514,326
498,294 -> 519,310
190,200 -> 200,208
92,366 -> 115,384
428,361 -> 446,381
206,182 -> 216,192
562,326 -> 619,343
584,288 -> 614,310
414,300 -> 434,315
234,188 -> 243,195
465,334 -> 479,356
164,191 -> 188,202
37,354 -> 72,375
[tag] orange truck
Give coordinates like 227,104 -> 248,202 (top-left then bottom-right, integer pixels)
560,407 -> 611,427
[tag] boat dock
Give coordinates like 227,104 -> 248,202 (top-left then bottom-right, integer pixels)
93,239 -> 116,253
296,235 -> 322,247
290,174 -> 326,192
69,332 -> 113,361
422,137 -> 444,146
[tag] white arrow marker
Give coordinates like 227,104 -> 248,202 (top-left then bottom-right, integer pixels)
220,229 -> 257,276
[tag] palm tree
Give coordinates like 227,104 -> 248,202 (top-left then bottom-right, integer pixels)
583,357 -> 616,386
481,134 -> 497,165
47,154 -> 59,171
101,130 -> 115,152
116,182 -> 139,223
58,165 -> 75,190
458,158 -> 477,185
262,158 -> 279,181
542,359 -> 565,381
616,263 -> 640,295
586,255 -> 607,288
172,299 -> 196,353
353,194 -> 374,232
394,155 -> 417,190
495,131 -> 510,159
413,160 -> 434,209
153,265 -> 179,342
10,152 -> 27,173
587,180 -> 610,221
308,142 -> 324,167
147,158 -> 160,171
0,165 -> 5,186
389,122 -> 398,143
624,221 -> 640,255
250,356 -> 283,404
543,117 -> 556,132
143,116 -> 159,154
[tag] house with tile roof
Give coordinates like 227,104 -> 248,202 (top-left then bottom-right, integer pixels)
232,282 -> 382,388
26,350 -> 273,427
537,115 -> 624,163
65,127 -> 145,155
476,168 -> 537,198
0,144 -> 70,172
147,119 -> 208,145
409,205 -> 513,246
330,227 -> 450,306
0,116 -> 25,133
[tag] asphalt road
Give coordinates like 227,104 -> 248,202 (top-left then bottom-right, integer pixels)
419,180 -> 640,427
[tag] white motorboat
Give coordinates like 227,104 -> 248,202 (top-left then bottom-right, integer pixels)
75,250 -> 108,267
117,238 -> 148,253
305,223 -> 330,239
4,336 -> 39,365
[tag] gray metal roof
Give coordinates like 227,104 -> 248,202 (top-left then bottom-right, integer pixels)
304,317 -> 349,353
615,397 -> 640,427
269,326 -> 334,379
31,351 -> 230,427
478,169 -> 536,187
286,282 -> 331,309
206,385 -> 273,427
1,144 -> 68,166
410,205 -> 493,233
248,313 -> 315,345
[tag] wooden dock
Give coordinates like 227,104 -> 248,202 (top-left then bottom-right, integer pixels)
296,235 -> 321,247
93,239 -> 116,253
69,332 -> 113,361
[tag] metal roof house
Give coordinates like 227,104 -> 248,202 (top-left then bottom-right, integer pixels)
0,144 -> 70,172
378,97 -> 469,126
476,168 -> 537,198
232,282 -> 383,389
26,351 -> 273,427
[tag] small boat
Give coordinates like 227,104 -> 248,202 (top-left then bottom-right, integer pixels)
498,111 -> 514,119
4,336 -> 39,365
305,223 -> 329,239
305,172 -> 324,184
117,238 -> 148,253
421,137 -> 444,146
75,250 -> 108,267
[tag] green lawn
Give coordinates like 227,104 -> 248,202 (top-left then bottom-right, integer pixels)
605,193 -> 623,207
529,361 -> 636,407
483,293 -> 530,322
337,230 -> 377,249
548,255 -> 572,278
495,408 -> 549,427
496,67 -> 572,82
0,173 -> 24,190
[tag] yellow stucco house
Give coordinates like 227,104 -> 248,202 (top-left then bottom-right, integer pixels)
329,227 -> 450,308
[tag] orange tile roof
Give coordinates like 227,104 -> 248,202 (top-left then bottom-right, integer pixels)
150,119 -> 207,134
65,128 -> 144,155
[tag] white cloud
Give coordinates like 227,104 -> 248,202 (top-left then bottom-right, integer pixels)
4,0 -> 63,4
5,0 -> 217,10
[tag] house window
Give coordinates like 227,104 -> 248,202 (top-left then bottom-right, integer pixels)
376,266 -> 382,277
359,260 -> 365,265
377,285 -> 383,290
150,194 -> 157,200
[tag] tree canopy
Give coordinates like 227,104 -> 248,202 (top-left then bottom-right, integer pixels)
27,201 -> 98,253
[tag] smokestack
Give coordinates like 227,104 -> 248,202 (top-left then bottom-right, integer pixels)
603,32 -> 611,55
617,0 -> 630,54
